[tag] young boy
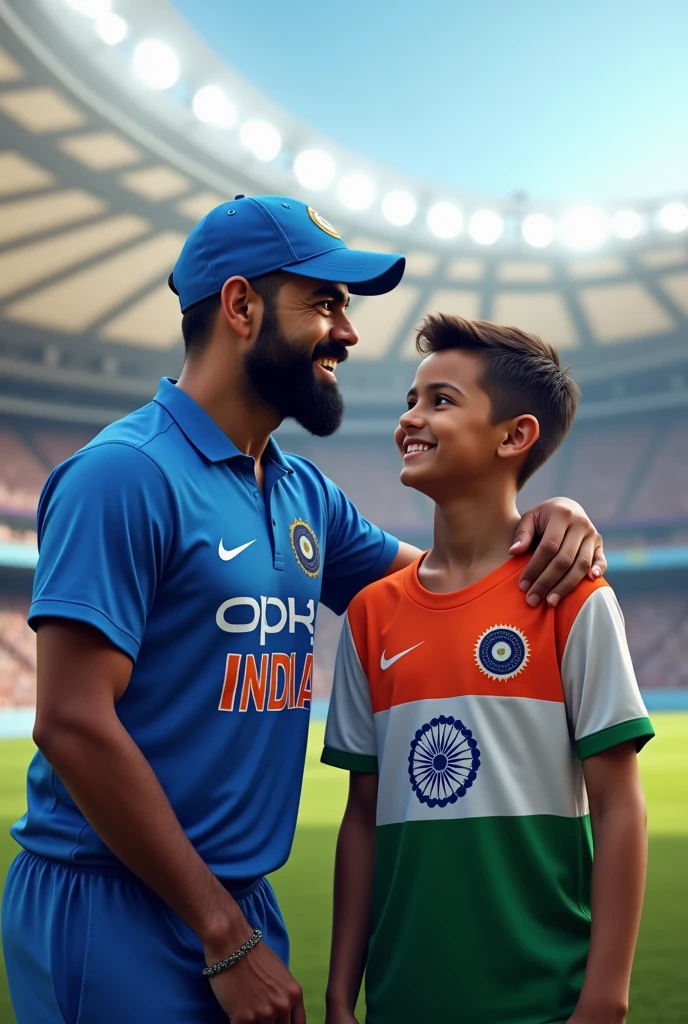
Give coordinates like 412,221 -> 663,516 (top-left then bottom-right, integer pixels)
321,315 -> 653,1024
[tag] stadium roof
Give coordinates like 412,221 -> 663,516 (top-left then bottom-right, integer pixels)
0,0 -> 687,434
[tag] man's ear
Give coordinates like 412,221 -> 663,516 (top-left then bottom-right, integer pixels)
497,414 -> 540,462
219,276 -> 263,341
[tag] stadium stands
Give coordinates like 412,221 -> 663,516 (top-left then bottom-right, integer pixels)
0,427 -> 49,514
2,414 -> 687,533
0,596 -> 35,707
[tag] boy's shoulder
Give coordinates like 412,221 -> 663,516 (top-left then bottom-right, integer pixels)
348,559 -> 417,620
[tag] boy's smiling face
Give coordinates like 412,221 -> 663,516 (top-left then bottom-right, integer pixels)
395,349 -> 522,500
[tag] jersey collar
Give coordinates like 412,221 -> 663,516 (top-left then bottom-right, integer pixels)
153,377 -> 293,473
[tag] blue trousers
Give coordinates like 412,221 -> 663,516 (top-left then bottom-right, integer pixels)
2,850 -> 289,1023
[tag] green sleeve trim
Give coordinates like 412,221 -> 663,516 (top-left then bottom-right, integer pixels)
321,746 -> 378,774
576,717 -> 655,760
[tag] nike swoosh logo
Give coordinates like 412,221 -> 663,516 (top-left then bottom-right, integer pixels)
218,539 -> 256,561
380,642 -> 424,671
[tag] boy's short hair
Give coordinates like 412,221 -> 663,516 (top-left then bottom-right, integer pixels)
416,314 -> 580,487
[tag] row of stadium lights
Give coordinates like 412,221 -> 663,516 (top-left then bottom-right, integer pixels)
67,0 -> 688,250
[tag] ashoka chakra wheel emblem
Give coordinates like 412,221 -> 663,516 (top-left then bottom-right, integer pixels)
408,716 -> 480,808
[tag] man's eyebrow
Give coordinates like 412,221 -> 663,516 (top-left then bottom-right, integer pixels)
406,381 -> 464,400
312,285 -> 350,307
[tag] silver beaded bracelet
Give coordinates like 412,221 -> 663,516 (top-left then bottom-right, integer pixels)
202,929 -> 263,978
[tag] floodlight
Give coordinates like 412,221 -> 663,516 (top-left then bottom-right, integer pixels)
559,206 -> 608,249
469,210 -> 504,245
337,173 -> 376,211
382,190 -> 417,226
293,150 -> 336,190
521,213 -> 556,248
427,201 -> 463,239
133,40 -> 180,90
659,202 -> 688,233
193,86 -> 237,130
95,12 -> 127,45
239,121 -> 282,161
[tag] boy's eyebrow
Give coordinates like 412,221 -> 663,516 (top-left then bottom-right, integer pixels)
406,381 -> 465,400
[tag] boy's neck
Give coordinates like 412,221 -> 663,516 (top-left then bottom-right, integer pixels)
420,484 -> 521,595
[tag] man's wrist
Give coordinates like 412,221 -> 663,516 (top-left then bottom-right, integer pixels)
198,901 -> 254,961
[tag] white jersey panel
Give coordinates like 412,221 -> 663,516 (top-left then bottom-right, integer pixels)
374,694 -> 587,827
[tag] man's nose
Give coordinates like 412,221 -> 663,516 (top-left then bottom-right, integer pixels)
331,311 -> 359,348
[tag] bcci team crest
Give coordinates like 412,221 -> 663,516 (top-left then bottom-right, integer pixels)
408,716 -> 481,808
290,519 -> 320,578
307,206 -> 340,238
475,625 -> 529,680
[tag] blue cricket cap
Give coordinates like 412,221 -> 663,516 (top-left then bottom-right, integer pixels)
169,195 -> 406,312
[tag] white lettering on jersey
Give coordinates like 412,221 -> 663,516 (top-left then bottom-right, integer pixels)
216,596 -> 315,645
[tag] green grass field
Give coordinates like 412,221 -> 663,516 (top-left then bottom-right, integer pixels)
1,715 -> 687,1023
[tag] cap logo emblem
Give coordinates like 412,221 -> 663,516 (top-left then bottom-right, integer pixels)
307,207 -> 340,238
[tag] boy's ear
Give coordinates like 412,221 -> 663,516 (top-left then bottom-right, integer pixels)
497,414 -> 539,462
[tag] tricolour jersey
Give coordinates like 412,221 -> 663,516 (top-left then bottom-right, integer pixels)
322,554 -> 654,1024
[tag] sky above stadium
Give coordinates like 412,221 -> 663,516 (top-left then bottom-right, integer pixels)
171,0 -> 688,203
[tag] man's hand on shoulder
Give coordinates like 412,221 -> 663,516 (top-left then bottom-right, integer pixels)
510,497 -> 606,607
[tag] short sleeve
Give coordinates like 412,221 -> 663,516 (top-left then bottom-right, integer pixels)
29,443 -> 175,661
559,587 -> 654,760
321,613 -> 378,773
320,476 -> 398,615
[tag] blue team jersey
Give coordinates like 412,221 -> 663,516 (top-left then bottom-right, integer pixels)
13,378 -> 397,882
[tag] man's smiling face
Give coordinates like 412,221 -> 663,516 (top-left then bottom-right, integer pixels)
244,275 -> 358,437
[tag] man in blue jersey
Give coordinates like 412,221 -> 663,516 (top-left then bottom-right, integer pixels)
2,196 -> 606,1024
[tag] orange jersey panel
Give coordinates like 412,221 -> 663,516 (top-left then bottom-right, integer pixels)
347,555 -> 610,715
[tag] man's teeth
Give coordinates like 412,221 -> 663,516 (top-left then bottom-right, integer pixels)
316,358 -> 338,373
406,443 -> 433,453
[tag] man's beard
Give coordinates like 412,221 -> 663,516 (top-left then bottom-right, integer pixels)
244,305 -> 345,437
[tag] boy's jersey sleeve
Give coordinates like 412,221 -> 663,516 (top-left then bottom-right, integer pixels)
557,583 -> 654,760
321,610 -> 378,774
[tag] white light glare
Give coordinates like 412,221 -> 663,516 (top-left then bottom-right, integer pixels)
559,206 -> 608,250
427,202 -> 463,239
293,150 -> 336,190
659,202 -> 688,233
521,213 -> 556,248
337,173 -> 376,211
96,11 -> 127,45
66,0 -> 111,16
133,40 -> 180,91
193,86 -> 237,130
382,190 -> 417,227
611,209 -> 642,239
469,209 -> 504,245
239,121 -> 282,161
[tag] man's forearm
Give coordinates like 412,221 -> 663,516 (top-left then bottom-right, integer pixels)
326,800 -> 376,1013
36,715 -> 250,952
578,795 -> 647,1016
